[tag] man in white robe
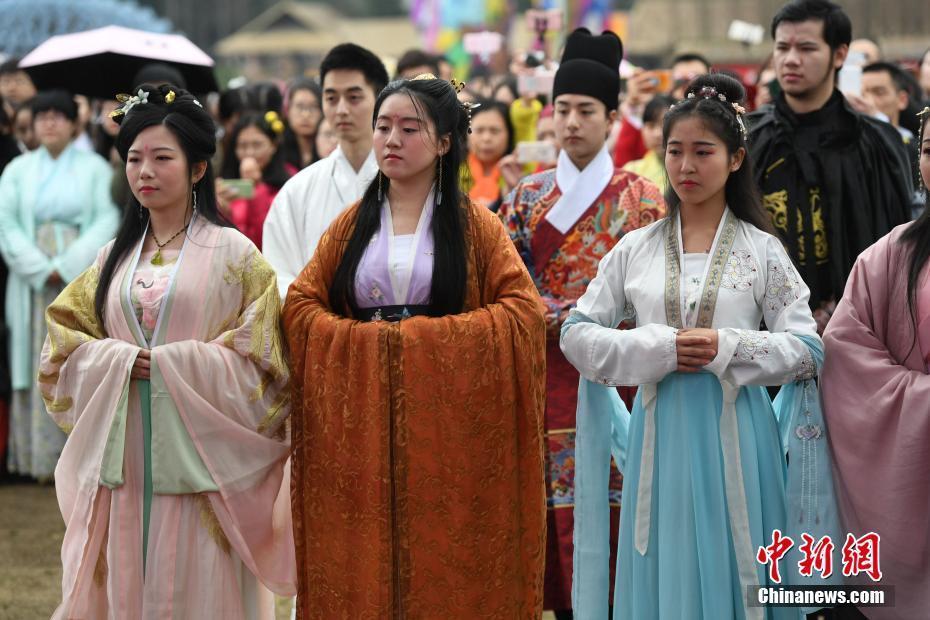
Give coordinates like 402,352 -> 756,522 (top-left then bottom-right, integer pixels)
263,43 -> 389,297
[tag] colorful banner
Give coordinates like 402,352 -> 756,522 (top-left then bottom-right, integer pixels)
536,0 -> 614,32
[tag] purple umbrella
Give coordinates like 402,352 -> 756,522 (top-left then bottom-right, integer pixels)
20,25 -> 218,98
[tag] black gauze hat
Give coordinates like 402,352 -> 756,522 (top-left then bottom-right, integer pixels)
552,28 -> 623,110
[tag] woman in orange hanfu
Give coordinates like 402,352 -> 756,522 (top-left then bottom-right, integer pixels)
283,74 -> 547,618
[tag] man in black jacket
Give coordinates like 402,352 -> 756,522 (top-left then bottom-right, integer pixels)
747,0 -> 913,333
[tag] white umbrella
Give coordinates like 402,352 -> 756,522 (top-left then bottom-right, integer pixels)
20,25 -> 218,97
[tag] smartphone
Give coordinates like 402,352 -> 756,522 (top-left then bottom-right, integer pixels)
223,178 -> 255,199
463,31 -> 503,57
837,64 -> 862,96
516,141 -> 557,165
525,9 -> 563,33
518,71 -> 555,97
654,69 -> 673,93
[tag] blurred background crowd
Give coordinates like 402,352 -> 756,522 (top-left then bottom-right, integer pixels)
0,0 -> 927,479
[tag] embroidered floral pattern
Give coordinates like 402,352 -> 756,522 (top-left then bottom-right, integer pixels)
368,285 -> 386,305
734,330 -> 771,361
545,431 -> 622,508
683,274 -> 702,327
794,349 -> 817,381
131,251 -> 177,341
664,211 -> 738,329
664,219 -> 683,328
721,250 -> 756,291
501,170 -> 665,305
765,259 -> 800,312
622,299 -> 636,323
695,213 -> 738,328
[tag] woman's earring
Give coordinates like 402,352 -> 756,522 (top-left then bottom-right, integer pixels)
377,171 -> 383,202
436,156 -> 443,206
192,188 -> 198,212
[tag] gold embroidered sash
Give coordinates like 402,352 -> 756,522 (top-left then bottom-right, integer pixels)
663,211 -> 739,329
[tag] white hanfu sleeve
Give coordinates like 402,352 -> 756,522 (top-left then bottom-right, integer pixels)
263,173 -> 315,299
704,236 -> 820,385
560,234 -> 678,386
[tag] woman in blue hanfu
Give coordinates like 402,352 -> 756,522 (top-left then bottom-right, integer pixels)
561,74 -> 842,619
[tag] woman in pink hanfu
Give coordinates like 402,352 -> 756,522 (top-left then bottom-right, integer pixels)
38,84 -> 295,619
821,108 -> 930,619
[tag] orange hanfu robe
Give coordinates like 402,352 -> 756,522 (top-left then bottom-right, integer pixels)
284,200 -> 547,618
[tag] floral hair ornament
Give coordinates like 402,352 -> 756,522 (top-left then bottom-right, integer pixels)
264,110 -> 285,135
410,73 -> 480,133
109,88 -> 150,119
165,90 -> 176,104
686,85 -> 748,138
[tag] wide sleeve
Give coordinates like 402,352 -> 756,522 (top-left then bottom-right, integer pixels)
823,252 -> 930,409
263,173 -> 313,298
560,234 -> 678,386
705,236 -> 821,385
498,183 -> 533,272
149,247 -> 294,595
820,236 -> 930,615
0,157 -> 56,288
151,249 -> 289,437
50,157 -> 119,283
283,206 -> 547,617
39,249 -> 141,434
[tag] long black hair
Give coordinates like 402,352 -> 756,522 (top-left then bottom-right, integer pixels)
221,111 -> 290,189
281,78 -> 322,170
328,77 -> 471,318
94,83 -> 230,323
663,73 -> 775,235
900,111 -> 930,322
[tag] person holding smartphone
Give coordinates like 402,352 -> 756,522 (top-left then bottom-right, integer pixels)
498,28 -> 665,619
216,111 -> 294,250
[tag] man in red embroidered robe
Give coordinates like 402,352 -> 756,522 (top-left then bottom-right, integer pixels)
499,28 -> 666,618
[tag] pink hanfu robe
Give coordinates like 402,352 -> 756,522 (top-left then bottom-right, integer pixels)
39,217 -> 295,620
822,223 -> 930,619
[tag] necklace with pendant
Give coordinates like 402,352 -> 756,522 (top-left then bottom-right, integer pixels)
150,223 -> 188,265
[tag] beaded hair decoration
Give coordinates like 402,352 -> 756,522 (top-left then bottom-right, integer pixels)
917,106 -> 929,190
918,106 -> 930,145
671,85 -> 748,138
412,72 -> 481,133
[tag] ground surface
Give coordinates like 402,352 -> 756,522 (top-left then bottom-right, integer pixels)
0,483 -> 294,620
0,483 -> 557,620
